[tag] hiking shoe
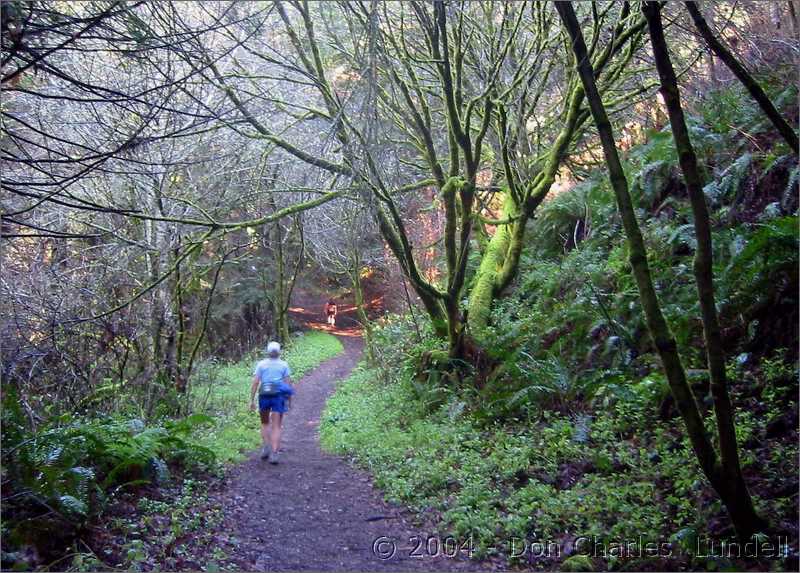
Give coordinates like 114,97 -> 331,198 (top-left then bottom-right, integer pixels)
268,451 -> 279,465
260,445 -> 271,460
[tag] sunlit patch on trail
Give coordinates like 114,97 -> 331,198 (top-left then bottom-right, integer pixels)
287,289 -> 366,337
302,322 -> 363,337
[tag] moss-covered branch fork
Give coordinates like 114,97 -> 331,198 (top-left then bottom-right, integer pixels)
467,4 -> 647,337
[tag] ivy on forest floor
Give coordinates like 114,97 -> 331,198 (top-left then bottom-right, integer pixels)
320,363 -> 799,571
73,477 -> 227,572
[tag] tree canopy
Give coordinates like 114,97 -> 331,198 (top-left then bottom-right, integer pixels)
2,1 -> 798,571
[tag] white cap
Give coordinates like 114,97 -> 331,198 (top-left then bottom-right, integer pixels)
267,341 -> 281,354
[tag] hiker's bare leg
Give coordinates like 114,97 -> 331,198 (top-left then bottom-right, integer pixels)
270,411 -> 283,452
259,409 -> 270,445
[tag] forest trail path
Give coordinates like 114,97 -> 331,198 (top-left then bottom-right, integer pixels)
208,331 -> 487,571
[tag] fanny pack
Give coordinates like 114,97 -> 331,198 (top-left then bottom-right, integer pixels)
260,377 -> 283,397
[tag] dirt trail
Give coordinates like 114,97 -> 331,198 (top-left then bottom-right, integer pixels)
208,333 -> 488,571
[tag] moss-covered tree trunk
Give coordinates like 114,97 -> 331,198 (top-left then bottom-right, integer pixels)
467,194 -> 530,333
465,4 -> 648,338
684,1 -> 798,153
643,1 -> 765,539
557,1 -> 764,541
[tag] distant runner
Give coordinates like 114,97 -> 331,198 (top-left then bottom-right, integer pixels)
250,341 -> 294,464
325,298 -> 338,327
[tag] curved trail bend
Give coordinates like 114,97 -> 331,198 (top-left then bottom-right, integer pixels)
211,333 -> 489,571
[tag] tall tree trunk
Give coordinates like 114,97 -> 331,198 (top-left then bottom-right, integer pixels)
645,0 -> 766,540
557,1 -> 765,542
264,191 -> 291,346
699,2 -> 719,88
281,215 -> 305,343
685,1 -> 799,153
445,298 -> 466,360
350,264 -> 376,363
173,239 -> 188,393
184,253 -> 226,408
273,220 -> 290,345
147,219 -> 164,375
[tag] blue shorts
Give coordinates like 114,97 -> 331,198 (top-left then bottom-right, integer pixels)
259,394 -> 288,414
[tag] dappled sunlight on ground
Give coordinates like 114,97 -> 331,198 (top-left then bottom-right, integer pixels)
303,321 -> 363,337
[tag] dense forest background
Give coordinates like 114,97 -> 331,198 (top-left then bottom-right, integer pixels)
1,1 -> 798,571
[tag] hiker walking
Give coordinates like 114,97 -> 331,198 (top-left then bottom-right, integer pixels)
325,298 -> 338,327
250,341 -> 294,464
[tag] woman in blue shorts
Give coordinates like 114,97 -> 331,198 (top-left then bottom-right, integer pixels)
249,341 -> 294,464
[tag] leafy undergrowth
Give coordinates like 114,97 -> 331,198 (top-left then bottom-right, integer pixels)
83,331 -> 344,572
305,84 -> 796,572
190,330 -> 343,463
71,476 -> 230,572
321,361 -> 798,571
320,89 -> 800,568
317,101 -> 800,570
1,330 -> 342,571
